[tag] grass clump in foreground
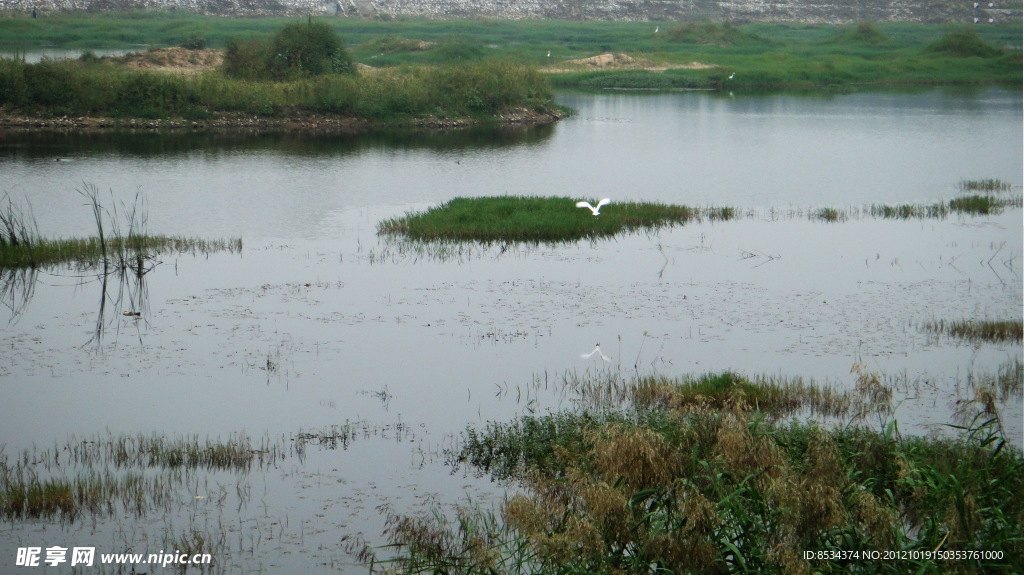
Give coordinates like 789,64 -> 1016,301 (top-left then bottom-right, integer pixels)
377,196 -> 735,242
372,371 -> 1023,574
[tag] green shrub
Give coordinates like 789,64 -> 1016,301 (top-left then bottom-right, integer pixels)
222,21 -> 354,81
221,36 -> 269,80
266,20 -> 353,80
925,27 -> 1001,58
180,33 -> 206,50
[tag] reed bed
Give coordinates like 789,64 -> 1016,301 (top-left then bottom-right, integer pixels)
387,370 -> 1024,575
0,464 -> 176,521
0,186 -> 242,269
958,179 -> 1014,193
0,234 -> 243,269
923,319 -> 1024,344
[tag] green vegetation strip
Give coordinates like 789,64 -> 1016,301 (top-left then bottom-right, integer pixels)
0,57 -> 558,124
377,196 -> 735,242
0,17 -> 1019,91
0,234 -> 241,269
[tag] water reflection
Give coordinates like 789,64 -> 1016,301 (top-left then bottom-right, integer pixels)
0,121 -> 557,161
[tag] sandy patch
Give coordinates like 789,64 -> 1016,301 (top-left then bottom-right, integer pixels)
115,47 -> 223,74
546,52 -> 717,73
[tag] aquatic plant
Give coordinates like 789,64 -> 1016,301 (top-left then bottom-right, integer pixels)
958,179 -> 1013,193
377,196 -> 737,242
815,207 -> 843,222
0,187 -> 242,270
923,319 -> 1023,344
949,194 -> 1003,214
400,374 -> 1024,575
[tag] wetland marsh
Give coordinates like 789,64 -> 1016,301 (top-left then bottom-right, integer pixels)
1,87 -> 1021,573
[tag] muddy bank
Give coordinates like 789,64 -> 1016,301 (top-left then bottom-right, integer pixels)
0,106 -> 566,133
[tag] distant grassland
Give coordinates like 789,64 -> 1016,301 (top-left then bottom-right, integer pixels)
0,15 -> 1020,90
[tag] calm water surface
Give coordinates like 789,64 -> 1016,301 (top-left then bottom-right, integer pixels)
1,88 -> 1021,573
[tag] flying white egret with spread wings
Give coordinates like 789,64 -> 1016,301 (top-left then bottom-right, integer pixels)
576,198 -> 611,216
581,344 -> 611,362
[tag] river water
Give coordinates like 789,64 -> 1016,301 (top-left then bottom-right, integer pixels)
1,87 -> 1021,573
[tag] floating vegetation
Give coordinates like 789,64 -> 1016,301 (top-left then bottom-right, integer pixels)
377,196 -> 737,242
923,319 -> 1024,344
0,234 -> 244,269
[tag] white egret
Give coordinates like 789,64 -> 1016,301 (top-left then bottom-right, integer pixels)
654,26 -> 659,33
581,344 -> 611,362
576,198 -> 611,216
728,72 -> 735,80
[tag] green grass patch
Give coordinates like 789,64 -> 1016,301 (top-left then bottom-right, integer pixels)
949,194 -> 1004,214
377,196 -> 736,242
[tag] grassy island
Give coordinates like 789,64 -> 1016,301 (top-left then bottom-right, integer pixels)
377,196 -> 736,242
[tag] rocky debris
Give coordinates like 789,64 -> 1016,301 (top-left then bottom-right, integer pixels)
3,0 -> 1014,23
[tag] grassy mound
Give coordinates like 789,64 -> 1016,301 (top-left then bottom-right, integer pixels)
663,22 -> 766,46
925,28 -> 1002,58
377,196 -> 736,242
828,21 -> 891,46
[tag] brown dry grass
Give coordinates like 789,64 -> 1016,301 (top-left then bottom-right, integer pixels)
113,47 -> 223,74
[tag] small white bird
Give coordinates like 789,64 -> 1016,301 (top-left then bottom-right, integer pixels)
547,50 -> 551,58
581,344 -> 611,362
654,26 -> 659,33
728,72 -> 735,80
576,198 -> 611,216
